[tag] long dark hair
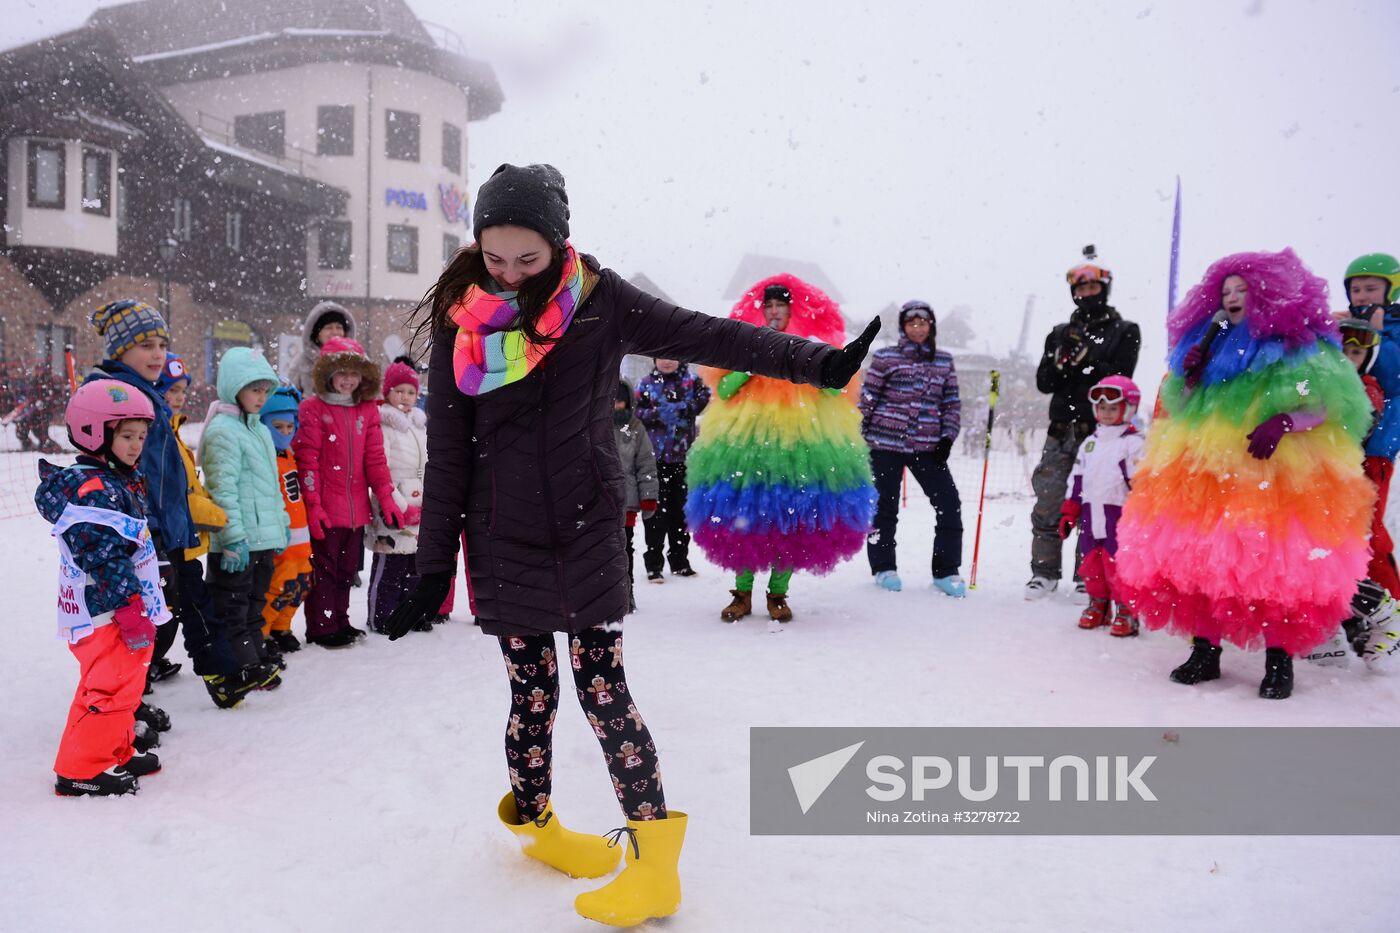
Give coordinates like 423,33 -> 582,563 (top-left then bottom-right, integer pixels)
410,243 -> 566,354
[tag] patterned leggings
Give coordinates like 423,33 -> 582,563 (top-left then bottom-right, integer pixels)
501,623 -> 667,823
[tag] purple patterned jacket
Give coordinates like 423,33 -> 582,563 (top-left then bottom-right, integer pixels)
858,338 -> 961,454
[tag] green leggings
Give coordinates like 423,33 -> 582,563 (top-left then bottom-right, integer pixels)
735,568 -> 793,595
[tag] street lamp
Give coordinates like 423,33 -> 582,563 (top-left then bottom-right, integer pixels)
157,235 -> 179,328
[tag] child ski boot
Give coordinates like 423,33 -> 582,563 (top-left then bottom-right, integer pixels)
271,630 -> 302,653
203,673 -> 247,710
1078,597 -> 1111,630
132,721 -> 161,752
135,702 -> 171,733
55,766 -> 138,797
118,750 -> 161,777
1108,605 -> 1139,637
1363,600 -> 1400,668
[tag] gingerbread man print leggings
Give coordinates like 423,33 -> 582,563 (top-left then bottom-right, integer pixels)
500,623 -> 667,823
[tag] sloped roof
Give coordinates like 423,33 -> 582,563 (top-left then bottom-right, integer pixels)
86,0 -> 503,121
88,0 -> 431,57
722,253 -> 846,304
0,28 -> 348,215
628,272 -> 675,304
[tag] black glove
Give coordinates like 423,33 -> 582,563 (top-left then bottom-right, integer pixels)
932,437 -> 953,463
820,317 -> 881,389
1054,329 -> 1089,370
384,571 -> 454,641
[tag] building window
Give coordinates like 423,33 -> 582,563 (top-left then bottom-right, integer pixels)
443,232 -> 461,266
226,210 -> 243,252
172,197 -> 192,241
442,122 -> 461,174
27,140 -> 65,209
116,176 -> 128,229
34,324 -> 74,376
318,219 -> 352,269
387,224 -> 418,273
385,110 -> 420,161
234,111 -> 286,158
317,105 -> 354,156
81,148 -> 111,216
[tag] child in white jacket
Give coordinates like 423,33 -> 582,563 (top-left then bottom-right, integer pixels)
367,360 -> 428,633
1058,376 -> 1146,636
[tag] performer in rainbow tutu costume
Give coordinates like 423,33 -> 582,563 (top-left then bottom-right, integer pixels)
1115,248 -> 1375,699
685,275 -> 876,623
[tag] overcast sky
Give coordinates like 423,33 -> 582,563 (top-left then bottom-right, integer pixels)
8,0 -> 1400,391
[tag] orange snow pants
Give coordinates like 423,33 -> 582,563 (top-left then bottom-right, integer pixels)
261,555 -> 312,635
54,624 -> 151,780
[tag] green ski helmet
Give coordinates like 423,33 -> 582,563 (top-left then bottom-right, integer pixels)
1344,253 -> 1400,304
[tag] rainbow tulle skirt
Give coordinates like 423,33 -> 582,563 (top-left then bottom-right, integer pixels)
685,377 -> 876,574
1116,347 -> 1374,654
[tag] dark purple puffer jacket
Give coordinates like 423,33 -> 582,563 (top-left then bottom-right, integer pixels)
417,256 -> 835,636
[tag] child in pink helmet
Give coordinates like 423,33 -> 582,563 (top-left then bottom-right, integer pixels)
1057,375 -> 1146,635
35,380 -> 170,796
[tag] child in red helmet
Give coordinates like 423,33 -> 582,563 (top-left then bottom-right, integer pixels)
1058,375 -> 1145,635
35,379 -> 172,796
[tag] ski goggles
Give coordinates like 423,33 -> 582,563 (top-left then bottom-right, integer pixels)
1341,328 -> 1380,349
1067,264 -> 1111,286
1088,385 -> 1127,404
900,303 -> 933,321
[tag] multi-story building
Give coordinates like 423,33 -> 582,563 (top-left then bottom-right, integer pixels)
0,0 -> 499,390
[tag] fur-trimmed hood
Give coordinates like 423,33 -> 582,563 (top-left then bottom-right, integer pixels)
312,340 -> 381,403
730,273 -> 845,346
288,301 -> 358,394
379,401 -> 426,432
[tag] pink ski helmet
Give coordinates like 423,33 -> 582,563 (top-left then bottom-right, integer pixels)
1087,375 -> 1141,415
65,379 -> 155,454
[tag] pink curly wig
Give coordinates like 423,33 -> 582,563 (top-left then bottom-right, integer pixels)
730,273 -> 845,346
1166,247 -> 1336,352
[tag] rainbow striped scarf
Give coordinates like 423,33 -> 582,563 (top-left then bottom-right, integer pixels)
448,244 -> 586,395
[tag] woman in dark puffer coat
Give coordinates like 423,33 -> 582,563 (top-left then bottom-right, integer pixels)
383,163 -> 877,927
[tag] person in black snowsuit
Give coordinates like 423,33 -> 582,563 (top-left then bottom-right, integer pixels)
1025,251 -> 1140,599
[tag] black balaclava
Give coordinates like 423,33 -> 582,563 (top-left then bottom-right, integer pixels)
614,380 -> 632,426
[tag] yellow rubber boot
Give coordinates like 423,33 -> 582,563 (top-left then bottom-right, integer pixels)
496,792 -> 622,879
575,811 -> 688,927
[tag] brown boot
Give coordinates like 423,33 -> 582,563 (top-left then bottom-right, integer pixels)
720,589 -> 752,622
766,592 -> 792,623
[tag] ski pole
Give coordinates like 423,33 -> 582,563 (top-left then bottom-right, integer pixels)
968,370 -> 1000,590
64,348 -> 77,394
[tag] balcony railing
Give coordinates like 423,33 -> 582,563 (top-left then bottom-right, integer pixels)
192,110 -> 322,179
419,20 -> 468,58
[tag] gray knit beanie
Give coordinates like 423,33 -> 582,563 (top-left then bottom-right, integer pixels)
472,163 -> 570,249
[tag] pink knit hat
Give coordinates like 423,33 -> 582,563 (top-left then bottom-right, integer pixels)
383,360 -> 420,393
319,336 -> 366,357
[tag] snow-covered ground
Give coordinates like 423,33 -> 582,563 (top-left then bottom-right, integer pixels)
2,448 -> 1398,932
